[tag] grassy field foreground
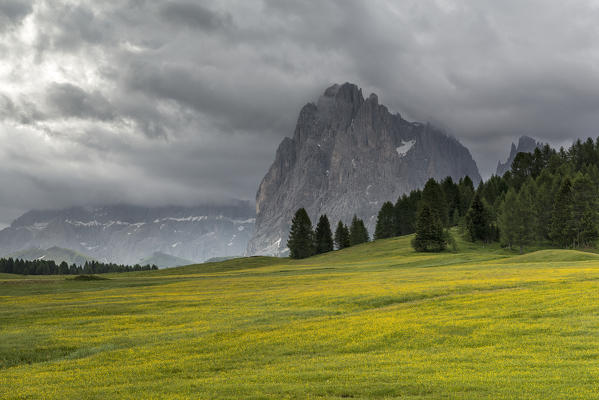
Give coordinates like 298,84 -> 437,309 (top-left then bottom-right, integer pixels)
2,236 -> 599,398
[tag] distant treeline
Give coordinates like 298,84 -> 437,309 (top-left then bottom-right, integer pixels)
0,258 -> 158,275
371,137 -> 599,252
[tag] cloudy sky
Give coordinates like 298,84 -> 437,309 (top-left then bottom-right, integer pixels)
1,0 -> 599,227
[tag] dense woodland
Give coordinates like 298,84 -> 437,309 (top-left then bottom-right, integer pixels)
0,258 -> 158,275
288,137 -> 599,258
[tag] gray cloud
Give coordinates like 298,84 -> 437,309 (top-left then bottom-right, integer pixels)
160,2 -> 232,31
46,83 -> 115,121
1,0 -> 599,226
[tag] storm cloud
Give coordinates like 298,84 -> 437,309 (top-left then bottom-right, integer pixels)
1,0 -> 599,226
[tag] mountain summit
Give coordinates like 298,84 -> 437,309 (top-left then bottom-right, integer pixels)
246,83 -> 481,256
496,136 -> 542,176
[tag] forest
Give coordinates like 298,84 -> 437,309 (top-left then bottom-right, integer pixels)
0,258 -> 158,275
288,137 -> 599,258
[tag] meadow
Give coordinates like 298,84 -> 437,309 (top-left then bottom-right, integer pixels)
2,235 -> 599,399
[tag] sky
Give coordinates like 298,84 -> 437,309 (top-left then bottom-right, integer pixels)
2,0 -> 599,227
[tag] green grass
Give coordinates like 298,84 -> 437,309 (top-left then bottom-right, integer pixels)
2,234 -> 599,399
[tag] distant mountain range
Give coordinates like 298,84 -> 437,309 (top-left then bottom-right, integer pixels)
0,203 -> 254,266
8,246 -> 94,266
246,82 -> 482,256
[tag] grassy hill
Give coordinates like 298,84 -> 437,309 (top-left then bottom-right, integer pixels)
2,235 -> 599,398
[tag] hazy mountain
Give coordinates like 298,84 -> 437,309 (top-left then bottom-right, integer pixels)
0,202 -> 255,265
496,136 -> 542,176
246,83 -> 481,256
8,246 -> 95,266
138,252 -> 194,269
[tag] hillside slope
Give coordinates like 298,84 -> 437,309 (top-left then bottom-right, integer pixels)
3,237 -> 599,399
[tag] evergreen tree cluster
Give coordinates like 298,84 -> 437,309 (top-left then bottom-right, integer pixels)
287,209 -> 369,259
290,137 -> 599,257
371,138 -> 599,253
0,258 -> 158,275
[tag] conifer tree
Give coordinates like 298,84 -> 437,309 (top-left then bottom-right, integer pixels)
421,178 -> 449,226
458,176 -> 475,216
334,221 -> 350,250
287,208 -> 315,259
465,192 -> 492,242
412,204 -> 446,252
314,214 -> 334,254
550,178 -> 576,247
498,188 -> 518,249
571,173 -> 599,247
395,191 -> 420,235
374,201 -> 395,239
512,180 -> 537,253
349,215 -> 369,246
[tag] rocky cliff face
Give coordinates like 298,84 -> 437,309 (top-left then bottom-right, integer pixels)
0,202 -> 255,265
247,83 -> 481,256
496,136 -> 541,176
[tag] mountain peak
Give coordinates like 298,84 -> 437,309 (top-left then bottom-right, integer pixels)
496,135 -> 542,176
247,83 -> 481,256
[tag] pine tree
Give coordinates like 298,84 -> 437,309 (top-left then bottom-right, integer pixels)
571,173 -> 599,247
498,188 -> 518,250
287,208 -> 315,259
334,221 -> 350,250
512,180 -> 537,253
421,178 -> 449,226
314,214 -> 334,254
458,176 -> 475,217
349,215 -> 369,246
550,178 -> 576,247
394,191 -> 420,235
412,204 -> 447,252
465,192 -> 492,242
374,201 -> 395,240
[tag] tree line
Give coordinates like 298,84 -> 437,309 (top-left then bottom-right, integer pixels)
287,209 -> 369,259
288,137 -> 599,257
374,137 -> 599,253
0,258 -> 158,275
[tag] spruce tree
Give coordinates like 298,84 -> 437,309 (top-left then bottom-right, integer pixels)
465,192 -> 492,242
314,214 -> 334,254
334,221 -> 350,250
513,180 -> 537,253
287,208 -> 315,259
571,173 -> 599,247
395,191 -> 420,235
550,178 -> 575,247
499,188 -> 518,250
421,178 -> 449,226
374,201 -> 395,240
349,215 -> 369,246
412,204 -> 446,252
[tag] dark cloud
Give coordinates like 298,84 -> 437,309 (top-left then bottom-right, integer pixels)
46,83 -> 115,121
0,0 -> 32,27
160,2 -> 232,31
2,0 -> 599,226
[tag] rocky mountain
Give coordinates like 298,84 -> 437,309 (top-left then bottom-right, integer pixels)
496,136 -> 542,176
246,83 -> 481,256
0,202 -> 255,265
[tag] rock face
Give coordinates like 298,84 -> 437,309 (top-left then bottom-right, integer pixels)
496,136 -> 541,176
246,83 -> 481,256
0,202 -> 255,265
